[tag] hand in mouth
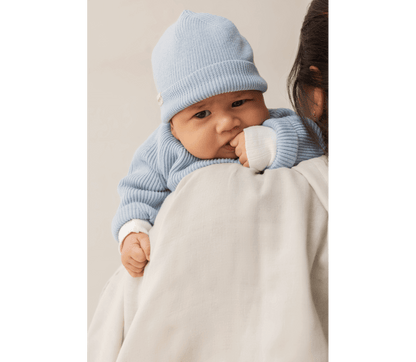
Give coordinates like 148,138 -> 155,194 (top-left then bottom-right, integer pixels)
223,142 -> 236,151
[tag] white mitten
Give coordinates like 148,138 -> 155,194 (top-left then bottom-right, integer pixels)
243,126 -> 277,172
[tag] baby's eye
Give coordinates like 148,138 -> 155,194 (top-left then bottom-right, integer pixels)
232,99 -> 247,107
194,110 -> 211,119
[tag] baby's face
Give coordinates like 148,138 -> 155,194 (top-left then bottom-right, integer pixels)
170,91 -> 269,159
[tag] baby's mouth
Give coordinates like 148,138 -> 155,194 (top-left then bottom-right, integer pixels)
223,142 -> 235,150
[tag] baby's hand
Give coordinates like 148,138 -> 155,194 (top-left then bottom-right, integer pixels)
229,131 -> 249,167
120,232 -> 151,278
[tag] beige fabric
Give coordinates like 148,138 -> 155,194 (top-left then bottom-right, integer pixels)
88,155 -> 328,362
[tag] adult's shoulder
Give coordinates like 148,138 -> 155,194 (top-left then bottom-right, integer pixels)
292,155 -> 328,211
172,156 -> 328,217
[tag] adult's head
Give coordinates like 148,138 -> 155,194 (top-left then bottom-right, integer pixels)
288,0 -> 328,153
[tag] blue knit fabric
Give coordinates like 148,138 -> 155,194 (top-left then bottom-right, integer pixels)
265,108 -> 326,168
111,109 -> 325,241
152,10 -> 267,123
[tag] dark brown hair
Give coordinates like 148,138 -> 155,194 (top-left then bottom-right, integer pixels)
287,0 -> 328,153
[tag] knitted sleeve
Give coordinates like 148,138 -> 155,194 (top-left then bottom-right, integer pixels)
262,108 -> 325,169
111,127 -> 171,242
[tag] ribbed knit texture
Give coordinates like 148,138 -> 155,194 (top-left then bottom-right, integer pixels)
264,108 -> 325,169
111,109 -> 325,241
152,10 -> 267,123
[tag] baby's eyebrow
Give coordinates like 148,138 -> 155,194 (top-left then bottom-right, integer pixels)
188,102 -> 208,112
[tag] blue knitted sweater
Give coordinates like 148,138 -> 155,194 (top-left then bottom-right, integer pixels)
111,108 -> 325,241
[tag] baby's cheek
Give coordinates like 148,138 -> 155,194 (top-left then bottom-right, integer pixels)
254,118 -> 264,126
183,140 -> 211,159
259,107 -> 271,124
246,107 -> 269,127
196,142 -> 218,159
246,118 -> 264,128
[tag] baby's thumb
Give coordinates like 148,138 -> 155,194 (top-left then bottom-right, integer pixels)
229,136 -> 238,147
140,237 -> 151,261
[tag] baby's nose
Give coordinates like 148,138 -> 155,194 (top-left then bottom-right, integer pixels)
216,114 -> 241,133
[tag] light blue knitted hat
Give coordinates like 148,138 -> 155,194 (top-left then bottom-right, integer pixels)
152,10 -> 268,123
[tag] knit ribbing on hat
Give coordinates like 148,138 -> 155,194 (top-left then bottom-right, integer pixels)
151,10 -> 268,123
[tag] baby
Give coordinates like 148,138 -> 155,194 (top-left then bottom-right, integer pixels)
112,10 -> 325,277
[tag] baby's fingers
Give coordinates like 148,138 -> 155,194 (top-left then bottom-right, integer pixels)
126,262 -> 143,274
130,244 -> 147,263
139,234 -> 151,261
229,131 -> 244,147
126,265 -> 144,278
238,153 -> 248,166
229,138 -> 237,147
128,257 -> 147,269
121,257 -> 145,278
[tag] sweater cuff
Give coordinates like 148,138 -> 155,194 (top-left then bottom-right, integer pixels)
118,219 -> 152,254
262,117 -> 299,169
243,126 -> 277,172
